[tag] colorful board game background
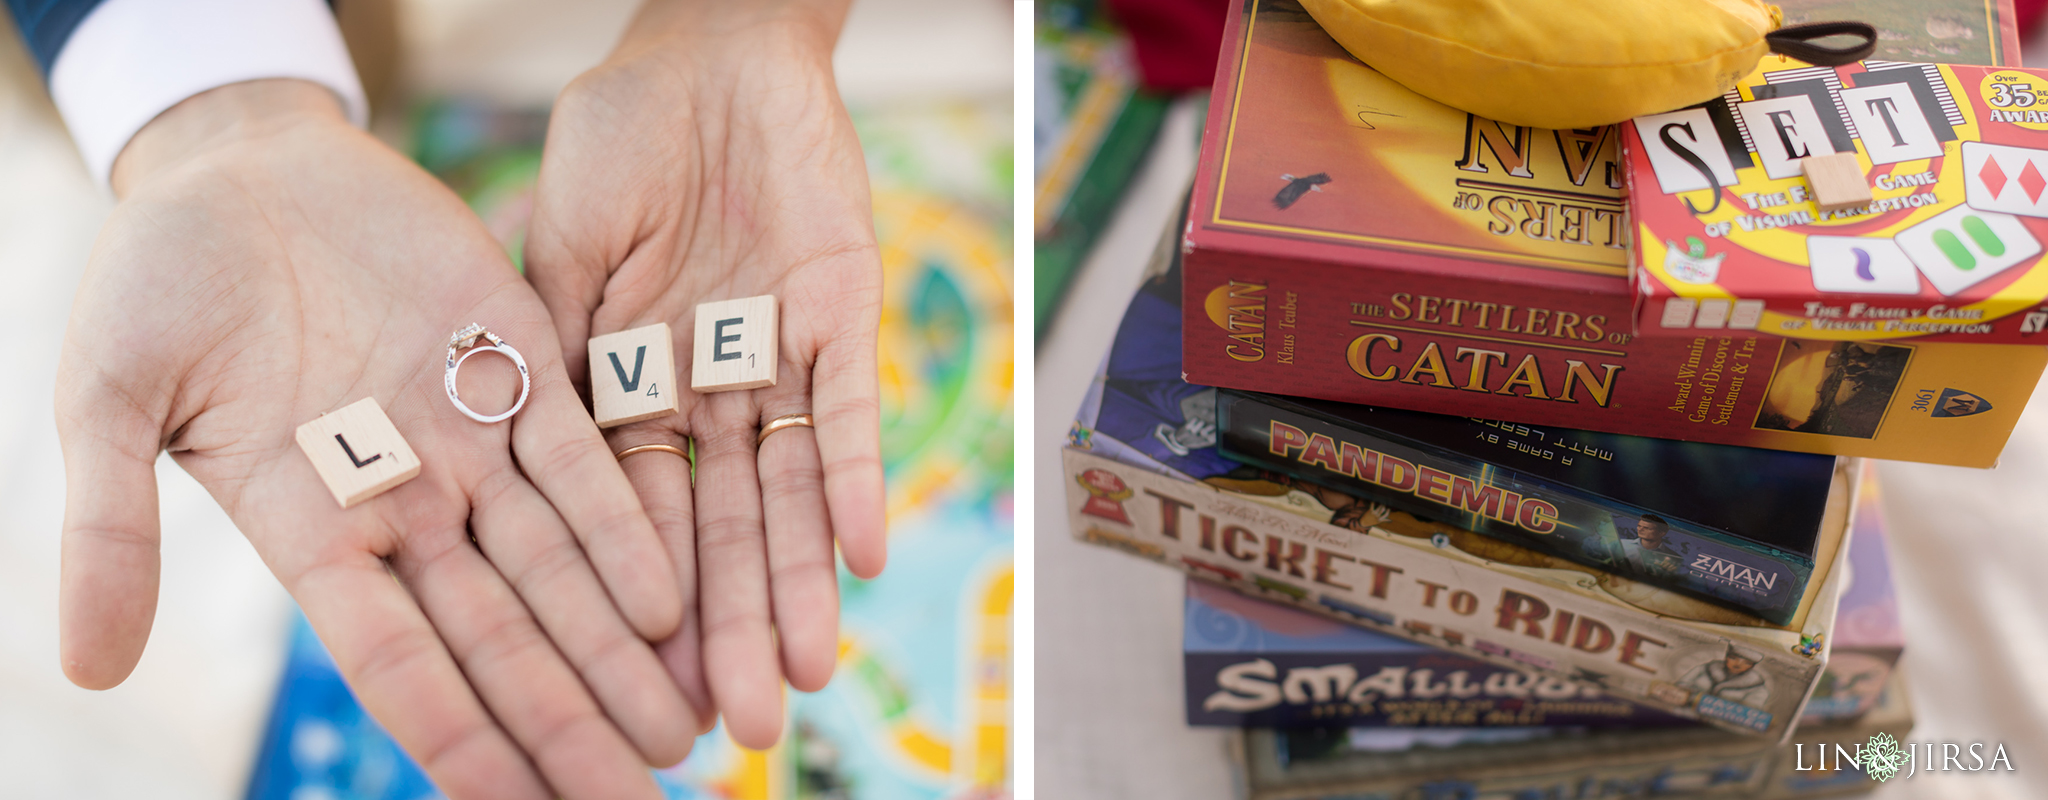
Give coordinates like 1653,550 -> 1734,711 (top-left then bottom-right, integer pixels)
243,97 -> 1014,800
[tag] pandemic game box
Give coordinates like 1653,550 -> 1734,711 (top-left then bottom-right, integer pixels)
1213,389 -> 1840,624
1179,0 -> 2043,467
1064,239 -> 1856,740
1629,59 -> 2048,346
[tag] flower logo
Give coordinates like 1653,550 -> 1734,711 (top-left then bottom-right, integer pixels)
1863,732 -> 1907,782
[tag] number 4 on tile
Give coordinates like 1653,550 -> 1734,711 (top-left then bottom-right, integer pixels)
692,295 -> 778,393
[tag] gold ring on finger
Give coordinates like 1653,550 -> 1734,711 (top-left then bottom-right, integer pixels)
615,442 -> 693,469
757,413 -> 814,446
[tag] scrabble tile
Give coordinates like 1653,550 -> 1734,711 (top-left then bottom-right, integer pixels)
1801,153 -> 1873,213
588,322 -> 680,428
691,295 -> 778,393
295,397 -> 421,509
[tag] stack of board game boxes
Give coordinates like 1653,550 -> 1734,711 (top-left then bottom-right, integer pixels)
1059,0 -> 2034,796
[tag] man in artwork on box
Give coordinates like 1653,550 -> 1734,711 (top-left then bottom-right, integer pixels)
1626,514 -> 1687,576
1678,644 -> 1770,708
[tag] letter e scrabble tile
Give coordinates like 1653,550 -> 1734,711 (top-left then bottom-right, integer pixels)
691,295 -> 778,393
1801,153 -> 1873,213
589,323 -> 680,427
295,397 -> 422,509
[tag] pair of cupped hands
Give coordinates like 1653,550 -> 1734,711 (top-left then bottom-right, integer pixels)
53,5 -> 879,799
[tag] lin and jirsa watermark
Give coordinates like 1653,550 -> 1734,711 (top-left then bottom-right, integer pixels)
1796,733 -> 2016,782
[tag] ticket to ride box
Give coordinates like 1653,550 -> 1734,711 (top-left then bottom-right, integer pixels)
1182,577 -> 1698,730
1183,461 -> 1902,731
1627,60 -> 2048,346
1179,0 -> 2044,467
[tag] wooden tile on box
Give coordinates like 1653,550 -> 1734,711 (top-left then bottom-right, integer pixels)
295,397 -> 421,509
1802,153 -> 1873,212
589,322 -> 680,428
691,295 -> 778,393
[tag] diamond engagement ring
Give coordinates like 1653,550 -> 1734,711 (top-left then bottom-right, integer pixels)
444,323 -> 531,424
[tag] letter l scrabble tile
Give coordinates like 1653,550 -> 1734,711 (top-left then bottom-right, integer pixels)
692,295 -> 778,393
295,397 -> 422,509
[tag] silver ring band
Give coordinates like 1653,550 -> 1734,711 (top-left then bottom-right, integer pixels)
444,323 -> 531,424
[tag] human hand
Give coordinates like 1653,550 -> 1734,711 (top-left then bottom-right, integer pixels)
524,0 -> 885,748
56,79 -> 690,799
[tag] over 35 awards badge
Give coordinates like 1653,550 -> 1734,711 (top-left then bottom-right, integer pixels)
1798,731 -> 2016,781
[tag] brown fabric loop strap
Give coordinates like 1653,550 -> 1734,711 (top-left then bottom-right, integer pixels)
1766,21 -> 1878,67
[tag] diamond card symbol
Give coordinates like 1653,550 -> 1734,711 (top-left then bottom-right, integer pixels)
1806,236 -> 1920,294
1895,205 -> 2042,295
1980,156 -> 2008,197
1963,141 -> 2048,217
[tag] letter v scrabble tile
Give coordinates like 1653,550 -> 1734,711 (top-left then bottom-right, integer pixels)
295,397 -> 422,509
589,322 -> 681,428
691,295 -> 778,393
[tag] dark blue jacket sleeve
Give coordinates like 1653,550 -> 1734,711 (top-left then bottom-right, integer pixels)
5,0 -> 108,77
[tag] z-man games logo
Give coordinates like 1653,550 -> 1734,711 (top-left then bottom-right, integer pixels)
1689,552 -> 1778,593
1206,280 -> 1268,362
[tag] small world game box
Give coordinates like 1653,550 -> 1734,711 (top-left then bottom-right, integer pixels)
1628,59 -> 2048,344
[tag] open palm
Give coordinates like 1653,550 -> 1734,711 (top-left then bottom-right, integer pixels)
525,4 -> 885,749
57,82 -> 690,800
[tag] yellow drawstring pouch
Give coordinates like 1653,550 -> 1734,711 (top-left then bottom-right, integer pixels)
1295,0 -> 1876,129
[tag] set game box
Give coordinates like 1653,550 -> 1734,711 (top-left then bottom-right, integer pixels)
1628,59 -> 2048,345
1179,0 -> 2044,467
1066,252 -> 1856,740
1213,389 -> 1840,624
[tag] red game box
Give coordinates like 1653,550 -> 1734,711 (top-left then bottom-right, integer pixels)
1180,0 -> 2042,467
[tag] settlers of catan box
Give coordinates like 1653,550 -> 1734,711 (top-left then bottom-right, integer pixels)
1179,0 -> 2045,467
1627,59 -> 2048,345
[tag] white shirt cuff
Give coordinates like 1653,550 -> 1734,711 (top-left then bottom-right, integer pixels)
47,0 -> 369,188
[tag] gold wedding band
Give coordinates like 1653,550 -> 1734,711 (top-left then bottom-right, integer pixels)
615,443 -> 693,468
757,413 -> 815,445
